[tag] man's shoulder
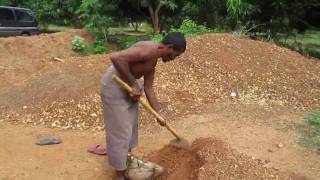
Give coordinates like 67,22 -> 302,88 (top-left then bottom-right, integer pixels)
134,40 -> 156,45
133,41 -> 158,49
131,41 -> 158,57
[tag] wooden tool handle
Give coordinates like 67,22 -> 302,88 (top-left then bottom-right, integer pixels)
112,75 -> 181,140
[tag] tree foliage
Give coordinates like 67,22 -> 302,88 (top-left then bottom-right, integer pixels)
122,0 -> 177,34
1,0 -> 319,38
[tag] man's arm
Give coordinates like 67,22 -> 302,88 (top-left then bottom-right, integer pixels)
144,70 -> 161,112
110,47 -> 145,88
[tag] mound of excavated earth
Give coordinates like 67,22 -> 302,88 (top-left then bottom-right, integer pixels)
0,29 -> 92,91
147,138 -> 281,179
0,33 -> 319,130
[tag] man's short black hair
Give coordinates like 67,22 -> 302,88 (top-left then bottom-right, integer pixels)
162,32 -> 186,52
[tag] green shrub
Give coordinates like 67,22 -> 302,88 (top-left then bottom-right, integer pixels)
72,35 -> 86,52
72,35 -> 107,56
151,34 -> 164,42
151,19 -> 215,42
93,38 -> 107,54
172,19 -> 213,36
116,35 -> 150,50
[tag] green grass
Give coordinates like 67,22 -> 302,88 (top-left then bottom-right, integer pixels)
301,112 -> 320,153
277,30 -> 320,59
108,34 -> 152,50
107,22 -> 154,50
109,22 -> 153,35
39,24 -> 74,33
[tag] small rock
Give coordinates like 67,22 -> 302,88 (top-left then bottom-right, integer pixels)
23,106 -> 27,109
277,143 -> 284,148
230,92 -> 237,97
90,113 -> 97,117
51,120 -> 60,127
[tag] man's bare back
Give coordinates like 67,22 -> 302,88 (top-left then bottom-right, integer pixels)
110,36 -> 185,110
111,41 -> 159,79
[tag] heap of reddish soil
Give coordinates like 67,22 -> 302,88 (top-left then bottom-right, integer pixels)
0,33 -> 319,130
147,138 -> 281,179
0,31 -> 317,179
0,29 -> 92,91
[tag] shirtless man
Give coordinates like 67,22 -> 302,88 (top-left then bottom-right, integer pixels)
100,32 -> 186,180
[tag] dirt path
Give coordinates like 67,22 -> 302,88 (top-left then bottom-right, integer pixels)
0,123 -> 111,180
0,103 -> 319,180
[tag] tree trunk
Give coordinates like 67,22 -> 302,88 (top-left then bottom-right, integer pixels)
130,22 -> 139,32
148,3 -> 161,35
134,22 -> 139,32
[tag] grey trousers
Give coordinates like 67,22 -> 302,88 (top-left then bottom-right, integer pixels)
100,66 -> 140,170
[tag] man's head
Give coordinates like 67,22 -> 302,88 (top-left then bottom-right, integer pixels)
160,32 -> 186,62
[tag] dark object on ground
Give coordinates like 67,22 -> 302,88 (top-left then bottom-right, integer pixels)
36,137 -> 62,145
